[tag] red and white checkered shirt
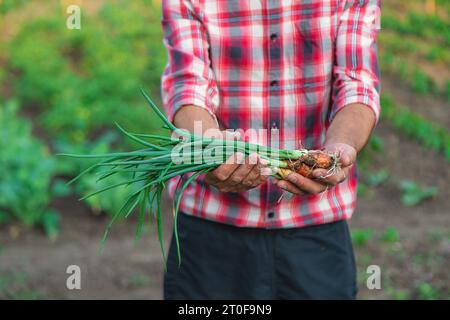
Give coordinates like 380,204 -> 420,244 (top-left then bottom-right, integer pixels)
161,0 -> 381,228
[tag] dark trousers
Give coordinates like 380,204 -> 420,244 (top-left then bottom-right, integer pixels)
164,213 -> 357,300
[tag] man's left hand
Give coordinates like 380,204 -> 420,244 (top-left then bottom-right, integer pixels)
272,142 -> 357,195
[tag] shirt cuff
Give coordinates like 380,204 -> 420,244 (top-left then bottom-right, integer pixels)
330,84 -> 380,124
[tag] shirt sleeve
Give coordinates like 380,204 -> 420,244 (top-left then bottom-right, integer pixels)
160,0 -> 219,124
330,0 -> 381,123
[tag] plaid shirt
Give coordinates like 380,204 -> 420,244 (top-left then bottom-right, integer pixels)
161,0 -> 381,228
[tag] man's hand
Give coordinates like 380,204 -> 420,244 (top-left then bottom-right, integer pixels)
272,142 -> 356,195
272,103 -> 375,196
205,152 -> 271,193
173,105 -> 270,193
204,129 -> 271,193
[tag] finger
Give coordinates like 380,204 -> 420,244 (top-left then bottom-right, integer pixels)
211,152 -> 245,183
275,180 -> 306,195
242,157 -> 270,187
227,153 -> 258,186
312,166 -> 350,186
286,172 -> 327,194
322,143 -> 356,167
338,151 -> 353,167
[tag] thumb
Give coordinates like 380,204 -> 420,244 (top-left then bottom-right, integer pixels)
339,147 -> 356,167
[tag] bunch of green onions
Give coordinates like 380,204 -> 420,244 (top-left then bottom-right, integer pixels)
62,89 -> 317,265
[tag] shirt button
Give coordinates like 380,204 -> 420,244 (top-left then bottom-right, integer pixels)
270,33 -> 278,41
270,80 -> 278,87
268,212 -> 275,219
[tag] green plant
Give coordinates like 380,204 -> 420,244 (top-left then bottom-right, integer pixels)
0,101 -> 58,238
6,0 -> 166,144
0,0 -> 29,14
417,282 -> 440,300
399,180 -> 437,207
381,227 -> 400,243
351,228 -> 374,247
76,170 -> 143,217
382,12 -> 450,47
0,271 -> 44,300
411,69 -> 434,95
386,288 -> 410,300
445,80 -> 450,101
356,182 -> 368,197
366,169 -> 389,187
381,95 -> 450,160
54,131 -> 142,216
127,273 -> 152,287
357,134 -> 384,169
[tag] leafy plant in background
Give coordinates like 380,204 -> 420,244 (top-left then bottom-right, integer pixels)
351,229 -> 374,247
6,0 -> 166,144
366,169 -> 390,187
382,12 -> 450,47
386,288 -> 410,300
417,282 -> 440,300
379,53 -> 443,97
381,227 -> 400,243
0,0 -> 29,14
0,101 -> 58,238
382,95 -> 450,160
54,131 -> 141,217
411,68 -> 435,95
399,180 -> 437,207
2,0 -> 170,219
356,135 -> 385,198
445,80 -> 450,101
357,134 -> 384,170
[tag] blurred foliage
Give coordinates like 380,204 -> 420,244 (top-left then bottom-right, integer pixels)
6,0 -> 166,144
351,228 -> 374,247
416,282 -> 440,300
381,227 -> 400,243
382,95 -> 450,160
366,169 -> 390,187
0,101 -> 58,237
399,180 -> 438,206
54,131 -> 143,217
0,0 -> 168,227
357,134 -> 384,170
0,0 -> 29,14
382,12 -> 450,47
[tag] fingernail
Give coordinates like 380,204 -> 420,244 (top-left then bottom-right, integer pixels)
259,158 -> 269,166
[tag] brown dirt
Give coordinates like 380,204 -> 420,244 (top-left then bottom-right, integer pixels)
351,120 -> 450,299
0,195 -> 172,299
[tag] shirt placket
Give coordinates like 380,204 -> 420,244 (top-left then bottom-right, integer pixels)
265,0 -> 283,225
